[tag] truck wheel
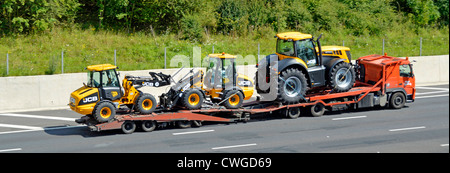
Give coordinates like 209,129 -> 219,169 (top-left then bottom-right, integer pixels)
93,101 -> 116,123
141,120 -> 156,132
310,103 -> 325,117
222,90 -> 244,109
122,121 -> 136,134
182,89 -> 204,110
330,62 -> 355,92
278,68 -> 308,104
135,93 -> 157,114
390,92 -> 406,109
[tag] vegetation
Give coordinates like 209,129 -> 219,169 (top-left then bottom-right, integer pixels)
0,0 -> 448,76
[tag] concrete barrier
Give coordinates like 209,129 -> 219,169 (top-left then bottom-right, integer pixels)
0,55 -> 447,112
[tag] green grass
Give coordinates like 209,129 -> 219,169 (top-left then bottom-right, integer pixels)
0,27 -> 448,77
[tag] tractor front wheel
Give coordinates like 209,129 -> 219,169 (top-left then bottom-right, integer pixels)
329,62 -> 356,92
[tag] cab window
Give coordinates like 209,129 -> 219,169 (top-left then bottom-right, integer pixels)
87,71 -> 101,88
102,69 -> 120,87
276,39 -> 295,57
399,64 -> 413,77
296,39 -> 317,67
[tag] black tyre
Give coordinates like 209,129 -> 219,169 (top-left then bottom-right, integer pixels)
93,101 -> 116,123
286,107 -> 301,119
182,89 -> 204,110
222,90 -> 244,109
278,68 -> 308,104
390,92 -> 406,109
255,71 -> 270,94
192,121 -> 203,127
176,121 -> 192,129
310,103 -> 326,117
121,121 -> 136,134
141,120 -> 156,132
135,93 -> 157,114
329,62 -> 356,92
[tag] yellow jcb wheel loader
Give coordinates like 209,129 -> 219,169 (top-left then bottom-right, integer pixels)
159,53 -> 254,110
69,64 -> 171,123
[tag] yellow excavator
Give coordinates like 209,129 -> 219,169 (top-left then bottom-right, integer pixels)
69,64 -> 172,123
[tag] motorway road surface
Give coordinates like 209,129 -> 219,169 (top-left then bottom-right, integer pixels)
0,84 -> 448,153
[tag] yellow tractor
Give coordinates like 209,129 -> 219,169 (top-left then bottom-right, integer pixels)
256,32 -> 355,104
69,64 -> 171,123
159,53 -> 254,110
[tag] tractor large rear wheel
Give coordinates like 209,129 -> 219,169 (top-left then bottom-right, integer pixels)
278,68 -> 308,104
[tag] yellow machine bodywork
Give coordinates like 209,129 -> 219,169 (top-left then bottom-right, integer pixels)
70,86 -> 101,115
69,64 -> 157,122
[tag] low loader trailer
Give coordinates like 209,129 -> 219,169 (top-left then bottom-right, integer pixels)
75,54 -> 416,134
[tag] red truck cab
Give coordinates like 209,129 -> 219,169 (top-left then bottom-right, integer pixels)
357,54 -> 416,105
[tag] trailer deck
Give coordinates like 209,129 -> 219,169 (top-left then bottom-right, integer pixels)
75,54 -> 416,134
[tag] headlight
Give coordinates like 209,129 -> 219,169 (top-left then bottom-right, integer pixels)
70,97 -> 76,104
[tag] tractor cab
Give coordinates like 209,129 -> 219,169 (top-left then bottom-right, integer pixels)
276,32 -> 320,68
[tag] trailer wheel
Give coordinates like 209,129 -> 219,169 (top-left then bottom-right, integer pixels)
141,120 -> 156,132
182,89 -> 204,110
286,107 -> 301,119
135,93 -> 157,114
390,92 -> 406,109
310,103 -> 325,117
192,121 -> 203,127
121,121 -> 136,134
93,101 -> 116,123
176,121 -> 192,129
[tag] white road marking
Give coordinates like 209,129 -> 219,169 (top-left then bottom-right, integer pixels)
332,116 -> 367,121
415,90 -> 448,95
0,125 -> 85,135
172,129 -> 215,136
212,143 -> 257,150
389,126 -> 426,132
415,86 -> 449,91
0,123 -> 43,130
0,148 -> 22,153
415,94 -> 449,99
0,129 -> 40,135
440,144 -> 449,147
0,113 -> 76,121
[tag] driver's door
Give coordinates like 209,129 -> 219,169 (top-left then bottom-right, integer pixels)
99,69 -> 122,101
296,40 -> 326,87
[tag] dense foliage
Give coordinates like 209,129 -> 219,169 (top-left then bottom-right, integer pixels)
0,0 -> 448,77
1,0 -> 448,38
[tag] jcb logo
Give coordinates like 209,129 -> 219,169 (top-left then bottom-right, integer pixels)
83,96 -> 98,103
